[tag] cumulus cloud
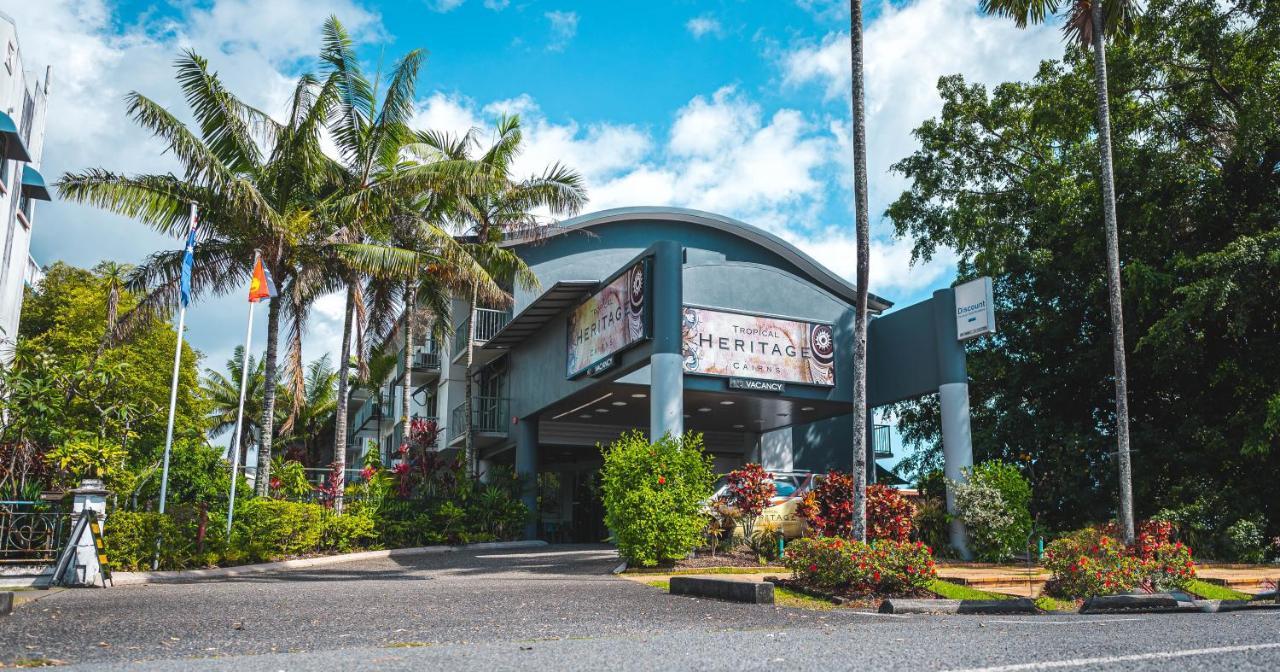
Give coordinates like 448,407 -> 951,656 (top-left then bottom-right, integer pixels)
686,15 -> 723,39
544,10 -> 579,52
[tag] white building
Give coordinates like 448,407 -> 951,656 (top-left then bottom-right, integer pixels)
0,11 -> 50,356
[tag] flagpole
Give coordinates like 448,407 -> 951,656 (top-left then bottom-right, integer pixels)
154,203 -> 196,569
225,252 -> 259,538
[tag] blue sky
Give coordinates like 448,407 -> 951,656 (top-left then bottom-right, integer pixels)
8,0 -> 1065,453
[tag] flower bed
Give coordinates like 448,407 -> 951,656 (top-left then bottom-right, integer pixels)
1043,526 -> 1196,599
783,537 -> 937,598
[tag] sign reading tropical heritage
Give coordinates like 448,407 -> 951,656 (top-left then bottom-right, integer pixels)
954,276 -> 996,340
681,307 -> 835,386
566,261 -> 649,378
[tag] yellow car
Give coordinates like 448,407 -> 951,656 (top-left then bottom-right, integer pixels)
708,471 -> 819,540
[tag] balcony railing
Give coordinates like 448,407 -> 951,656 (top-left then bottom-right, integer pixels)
448,397 -> 510,443
452,308 -> 511,356
872,424 -> 893,460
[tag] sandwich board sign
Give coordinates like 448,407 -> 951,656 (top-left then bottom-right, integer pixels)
954,277 -> 995,340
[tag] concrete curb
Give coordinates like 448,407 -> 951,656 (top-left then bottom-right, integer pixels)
1194,599 -> 1280,613
111,540 -> 548,586
0,591 -> 12,616
669,576 -> 774,604
880,598 -> 1038,615
1080,593 -> 1185,614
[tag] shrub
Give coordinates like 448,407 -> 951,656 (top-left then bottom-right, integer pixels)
271,458 -> 314,501
866,484 -> 915,542
467,485 -> 529,541
104,511 -> 184,571
321,510 -> 380,554
1043,527 -> 1196,598
1225,517 -> 1268,564
951,461 -> 1032,562
233,498 -> 325,562
600,431 -> 715,567
796,472 -> 915,541
717,463 -> 775,542
784,537 -> 937,595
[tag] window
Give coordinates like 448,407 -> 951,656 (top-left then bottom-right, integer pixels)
4,42 -> 13,75
17,195 -> 31,227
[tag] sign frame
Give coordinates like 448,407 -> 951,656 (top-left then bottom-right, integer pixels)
954,277 -> 996,340
565,257 -> 652,380
680,303 -> 836,388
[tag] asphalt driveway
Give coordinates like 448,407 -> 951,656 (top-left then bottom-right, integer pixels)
2,544 -> 1278,671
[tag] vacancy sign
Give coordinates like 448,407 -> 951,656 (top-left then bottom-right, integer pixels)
954,277 -> 996,340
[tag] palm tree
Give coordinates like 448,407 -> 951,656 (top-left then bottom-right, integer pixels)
415,117 -> 587,472
980,0 -> 1140,544
203,345 -> 266,472
92,260 -> 134,362
277,353 -> 339,466
847,0 -> 871,542
58,50 -> 345,496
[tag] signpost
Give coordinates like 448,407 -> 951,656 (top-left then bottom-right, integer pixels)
566,260 -> 649,378
954,277 -> 996,340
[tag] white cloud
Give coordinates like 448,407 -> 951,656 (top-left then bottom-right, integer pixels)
686,15 -> 723,39
427,0 -> 467,12
544,10 -> 579,52
7,0 -> 382,373
483,0 -> 511,9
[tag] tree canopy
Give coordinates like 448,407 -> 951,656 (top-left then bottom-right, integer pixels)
889,0 -> 1280,538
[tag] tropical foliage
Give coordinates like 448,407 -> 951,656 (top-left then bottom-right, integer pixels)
784,537 -> 937,596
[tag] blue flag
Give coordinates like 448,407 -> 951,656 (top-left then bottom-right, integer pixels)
179,208 -> 198,307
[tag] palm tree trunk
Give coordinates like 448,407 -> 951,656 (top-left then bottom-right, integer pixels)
463,287 -> 478,475
256,295 -> 281,496
848,0 -> 870,543
402,283 -> 416,455
1091,0 -> 1135,546
331,283 -> 355,514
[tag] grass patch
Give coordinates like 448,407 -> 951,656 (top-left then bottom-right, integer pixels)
1034,596 -> 1077,613
1186,579 -> 1252,601
623,566 -> 775,576
383,641 -> 432,649
10,659 -> 66,668
645,579 -> 670,591
774,586 -> 836,610
928,579 -> 1011,601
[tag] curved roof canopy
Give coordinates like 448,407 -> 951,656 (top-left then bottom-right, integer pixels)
510,207 -> 892,311
0,111 -> 32,163
21,165 -> 51,201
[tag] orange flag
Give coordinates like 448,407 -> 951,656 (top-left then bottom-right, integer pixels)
248,256 -> 277,303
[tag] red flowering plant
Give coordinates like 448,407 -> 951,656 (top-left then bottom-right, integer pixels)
313,462 -> 345,509
797,473 -> 916,541
1043,524 -> 1196,599
716,463 -> 776,543
784,537 -> 937,596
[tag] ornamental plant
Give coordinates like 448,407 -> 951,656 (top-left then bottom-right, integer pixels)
1043,526 -> 1197,598
783,537 -> 937,596
717,463 -> 775,542
600,431 -> 715,567
797,472 -> 915,541
951,461 -> 1032,562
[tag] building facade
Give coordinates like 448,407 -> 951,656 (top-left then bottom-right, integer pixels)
0,11 -> 51,355
345,207 -> 980,551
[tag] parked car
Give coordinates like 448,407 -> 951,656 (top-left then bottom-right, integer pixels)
707,471 -> 818,539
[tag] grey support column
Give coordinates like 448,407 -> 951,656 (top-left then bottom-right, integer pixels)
933,288 -> 974,559
515,415 -> 539,540
650,240 -> 684,442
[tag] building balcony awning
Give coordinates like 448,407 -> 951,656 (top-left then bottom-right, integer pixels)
0,112 -> 32,163
483,280 -> 599,350
21,166 -> 52,201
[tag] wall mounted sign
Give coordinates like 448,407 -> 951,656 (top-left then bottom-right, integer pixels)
729,377 -> 785,393
584,356 -> 617,377
566,260 -> 649,378
954,277 -> 996,340
681,306 -> 835,386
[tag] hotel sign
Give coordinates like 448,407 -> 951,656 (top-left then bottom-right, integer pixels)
954,277 -> 996,340
566,261 -> 649,378
681,307 -> 835,386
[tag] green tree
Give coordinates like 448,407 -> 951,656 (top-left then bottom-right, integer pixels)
981,0 -> 1142,544
888,0 -> 1280,537
202,345 -> 267,473
277,354 -> 338,466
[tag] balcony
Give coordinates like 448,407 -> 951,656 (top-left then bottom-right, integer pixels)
872,424 -> 893,460
347,396 -> 393,443
391,415 -> 440,453
452,308 -> 511,364
447,396 -> 510,446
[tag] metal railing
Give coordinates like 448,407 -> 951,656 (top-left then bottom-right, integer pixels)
348,397 -> 392,442
448,397 -> 510,442
453,308 -> 511,355
0,501 -> 72,565
872,424 -> 893,459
